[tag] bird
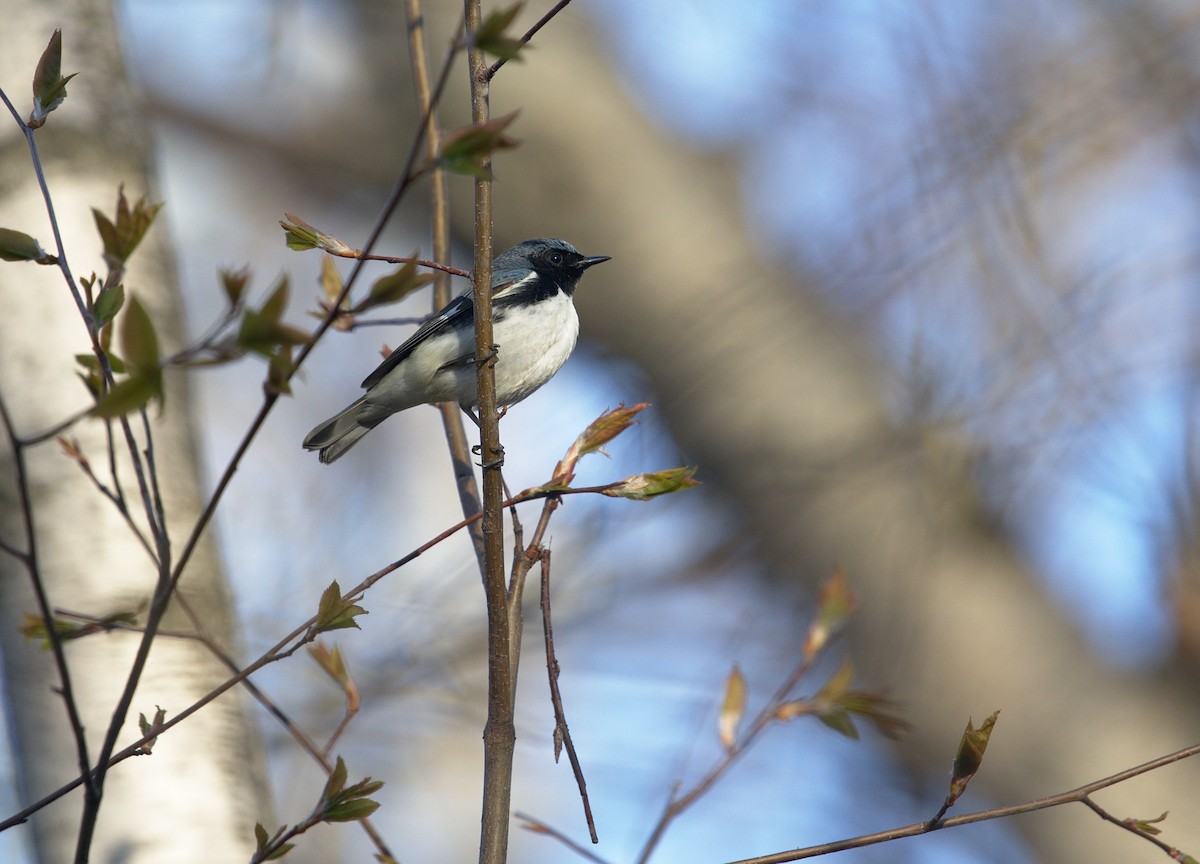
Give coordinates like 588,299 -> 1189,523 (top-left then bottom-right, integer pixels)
303,238 -> 610,463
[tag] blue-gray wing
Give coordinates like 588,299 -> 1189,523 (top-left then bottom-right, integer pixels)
360,278 -> 521,390
360,293 -> 474,389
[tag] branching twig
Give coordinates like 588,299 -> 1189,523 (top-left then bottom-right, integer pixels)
0,393 -> 92,785
721,743 -> 1200,864
0,476 -> 621,834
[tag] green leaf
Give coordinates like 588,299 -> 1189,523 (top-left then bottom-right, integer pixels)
89,373 -> 162,418
94,282 -> 125,328
0,227 -> 48,262
92,188 -> 162,267
29,30 -> 77,127
322,755 -> 348,800
354,256 -> 434,313
76,352 -> 126,376
280,213 -> 354,255
474,3 -> 526,61
120,295 -> 160,373
437,113 -> 520,178
314,582 -> 368,633
601,466 -> 700,500
323,798 -> 380,823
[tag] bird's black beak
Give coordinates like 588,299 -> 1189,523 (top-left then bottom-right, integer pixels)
578,255 -> 611,270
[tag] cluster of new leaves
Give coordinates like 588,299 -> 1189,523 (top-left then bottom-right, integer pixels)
251,757 -> 383,862
529,403 -> 700,500
717,570 -> 909,754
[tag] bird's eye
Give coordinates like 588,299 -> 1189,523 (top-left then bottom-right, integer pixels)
549,252 -> 563,265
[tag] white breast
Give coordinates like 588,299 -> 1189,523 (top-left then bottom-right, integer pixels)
490,292 -> 580,405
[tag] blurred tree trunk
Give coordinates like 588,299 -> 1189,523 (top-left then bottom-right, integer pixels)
0,2 -> 269,862
422,7 -> 1200,861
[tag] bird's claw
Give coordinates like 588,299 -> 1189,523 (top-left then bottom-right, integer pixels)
472,441 -> 505,469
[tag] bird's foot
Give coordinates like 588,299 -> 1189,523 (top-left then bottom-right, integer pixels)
472,441 -> 505,469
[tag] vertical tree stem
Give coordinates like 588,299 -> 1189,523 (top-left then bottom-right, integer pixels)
466,3 -> 515,863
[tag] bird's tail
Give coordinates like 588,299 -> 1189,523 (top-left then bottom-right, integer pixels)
303,397 -> 373,464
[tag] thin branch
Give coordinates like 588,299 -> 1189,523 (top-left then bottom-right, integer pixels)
0,393 -> 92,783
486,0 -> 577,80
539,550 -> 598,842
404,0 -> 488,575
721,743 -> 1200,864
515,812 -> 613,864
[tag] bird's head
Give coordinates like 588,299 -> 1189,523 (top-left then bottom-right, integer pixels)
495,238 -> 610,294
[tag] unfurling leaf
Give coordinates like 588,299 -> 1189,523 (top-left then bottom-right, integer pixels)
19,612 -> 84,646
1128,811 -> 1169,836
253,823 -> 294,860
718,665 -> 747,750
0,227 -> 49,262
137,705 -> 167,753
474,2 -> 526,61
29,30 -> 78,127
576,403 -> 648,458
92,187 -> 162,268
948,710 -> 1000,804
314,581 -> 368,633
437,113 -> 520,178
601,466 -> 700,501
93,282 -> 125,328
280,213 -> 355,255
310,642 -> 361,713
220,267 -> 251,306
803,568 -> 856,659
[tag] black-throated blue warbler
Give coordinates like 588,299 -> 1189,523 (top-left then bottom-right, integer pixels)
303,238 -> 609,463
